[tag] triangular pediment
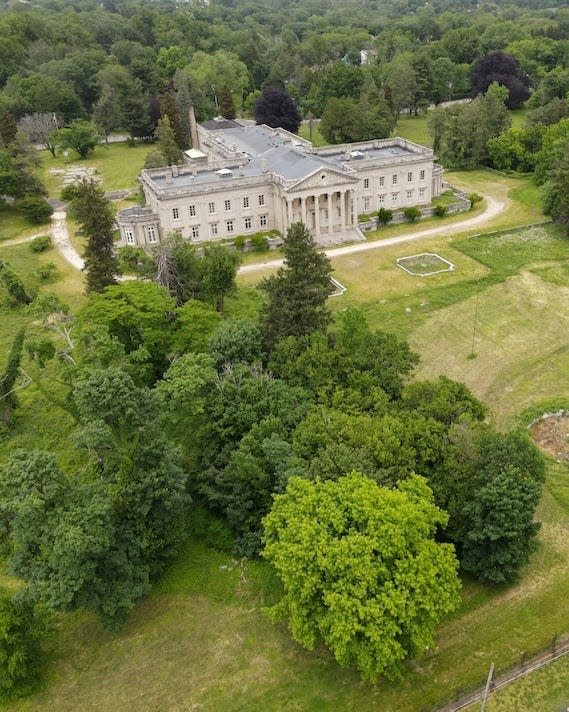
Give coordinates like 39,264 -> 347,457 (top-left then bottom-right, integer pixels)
288,167 -> 358,192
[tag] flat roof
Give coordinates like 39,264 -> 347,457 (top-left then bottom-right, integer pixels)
146,123 -> 431,192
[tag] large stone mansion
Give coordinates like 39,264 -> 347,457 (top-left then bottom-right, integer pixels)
116,118 -> 443,248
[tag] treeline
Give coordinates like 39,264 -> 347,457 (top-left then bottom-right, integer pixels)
0,0 -> 567,139
0,223 -> 545,691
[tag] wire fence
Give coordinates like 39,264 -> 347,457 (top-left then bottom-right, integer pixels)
423,633 -> 569,712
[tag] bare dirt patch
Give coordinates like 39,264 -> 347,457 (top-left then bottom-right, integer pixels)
529,415 -> 569,462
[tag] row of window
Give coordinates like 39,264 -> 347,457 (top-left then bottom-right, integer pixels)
373,187 -> 427,205
363,170 -> 426,190
125,215 -> 270,244
172,195 -> 265,221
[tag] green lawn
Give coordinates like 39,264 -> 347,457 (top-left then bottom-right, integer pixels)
0,204 -> 51,244
395,113 -> 432,146
39,142 -> 150,197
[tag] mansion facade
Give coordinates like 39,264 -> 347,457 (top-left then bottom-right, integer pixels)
117,118 -> 443,248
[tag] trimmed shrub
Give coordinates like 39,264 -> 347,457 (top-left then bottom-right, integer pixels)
250,233 -> 269,251
434,204 -> 448,217
29,236 -> 52,253
377,208 -> 393,225
17,197 -> 53,225
403,206 -> 421,223
233,235 -> 246,251
469,193 -> 483,207
34,262 -> 58,281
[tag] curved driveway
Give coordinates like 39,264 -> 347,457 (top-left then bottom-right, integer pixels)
239,196 -> 505,274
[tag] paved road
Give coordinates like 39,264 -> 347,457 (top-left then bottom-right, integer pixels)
239,196 -> 505,274
2,195 -> 505,277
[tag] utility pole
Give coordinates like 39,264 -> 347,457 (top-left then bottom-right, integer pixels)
480,662 -> 495,712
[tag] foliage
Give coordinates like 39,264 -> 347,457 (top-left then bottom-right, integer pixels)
254,86 -> 302,134
200,243 -> 241,313
262,473 -> 461,681
56,120 -> 101,159
471,51 -> 531,109
0,369 -> 189,631
0,327 -> 25,426
76,281 -> 176,383
0,590 -> 49,699
377,207 -> 393,225
207,318 -> 263,370
459,466 -> 542,584
543,140 -> 569,235
259,222 -> 333,352
434,203 -> 448,217
18,113 -> 59,157
69,178 -> 120,293
0,261 -> 32,305
403,206 -> 421,223
154,115 -> 182,166
17,196 -> 53,224
29,235 -> 52,253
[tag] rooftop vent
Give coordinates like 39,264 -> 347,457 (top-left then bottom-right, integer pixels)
216,168 -> 233,177
350,150 -> 365,159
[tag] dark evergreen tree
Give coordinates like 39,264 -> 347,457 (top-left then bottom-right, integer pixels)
69,179 -> 120,293
0,262 -> 32,306
254,85 -> 302,133
259,222 -> 333,352
160,89 -> 185,149
0,109 -> 17,148
218,86 -> 236,120
0,328 -> 25,425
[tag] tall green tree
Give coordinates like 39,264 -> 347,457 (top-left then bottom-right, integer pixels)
200,243 -> 241,313
0,328 -> 25,426
544,139 -> 569,235
259,222 -> 333,351
154,116 -> 182,166
262,473 -> 461,681
69,179 -> 120,293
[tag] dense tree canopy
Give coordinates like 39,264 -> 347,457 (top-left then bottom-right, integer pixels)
254,85 -> 302,133
263,473 -> 461,680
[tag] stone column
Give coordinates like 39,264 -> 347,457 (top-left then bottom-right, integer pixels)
287,199 -> 293,227
327,192 -> 333,233
314,194 -> 320,236
301,196 -> 307,226
339,191 -> 345,231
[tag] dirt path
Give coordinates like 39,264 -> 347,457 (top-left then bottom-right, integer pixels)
1,210 -> 85,271
239,196 -> 506,274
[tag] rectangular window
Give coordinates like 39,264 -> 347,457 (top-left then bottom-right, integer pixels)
146,225 -> 157,243
125,228 -> 134,245
406,190 -> 413,200
260,215 -> 267,227
363,178 -> 369,189
243,196 -> 249,208
379,176 -> 385,187
392,175 -> 398,185
210,223 -> 218,236
225,199 -> 231,211
419,188 -> 426,198
407,172 -> 413,182
244,217 -> 252,230
391,192 -> 399,201
191,225 -> 199,239
258,194 -> 265,206
226,220 -> 234,233
364,197 -> 370,210
172,208 -> 179,219
208,202 -> 215,213
420,170 -> 425,180
189,204 -> 196,217
378,194 -> 385,204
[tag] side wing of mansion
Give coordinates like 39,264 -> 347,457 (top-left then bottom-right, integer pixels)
117,118 -> 443,248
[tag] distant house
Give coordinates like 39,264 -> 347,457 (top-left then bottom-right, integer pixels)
116,118 -> 443,249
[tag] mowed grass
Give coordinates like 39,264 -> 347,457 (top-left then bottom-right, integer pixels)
0,205 -> 51,244
39,142 -> 150,197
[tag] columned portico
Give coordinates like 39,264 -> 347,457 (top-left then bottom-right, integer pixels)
282,189 -> 356,238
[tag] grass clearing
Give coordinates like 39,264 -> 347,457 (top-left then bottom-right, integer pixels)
39,142 -> 150,197
0,204 -> 50,244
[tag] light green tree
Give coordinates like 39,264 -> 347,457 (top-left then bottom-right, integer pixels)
262,472 -> 461,680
